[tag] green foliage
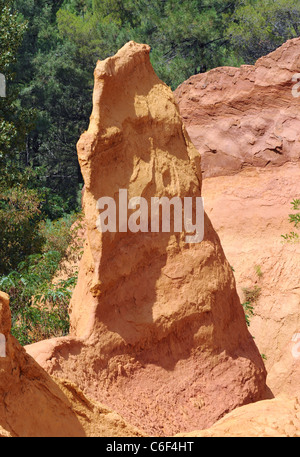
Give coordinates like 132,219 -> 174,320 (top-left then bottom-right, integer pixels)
0,212 -> 82,345
242,301 -> 254,327
0,256 -> 75,345
0,0 -> 26,75
227,0 -> 300,64
281,231 -> 299,243
281,199 -> 300,243
10,0 -> 86,216
242,285 -> 261,304
39,212 -> 78,256
0,0 -> 30,169
241,285 -> 261,326
289,198 -> 300,226
0,186 -> 43,274
56,0 -> 240,89
254,264 -> 263,278
144,0 -> 240,87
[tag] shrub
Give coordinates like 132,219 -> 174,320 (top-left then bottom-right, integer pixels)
254,264 -> 263,278
38,212 -> 79,257
242,301 -> 254,327
242,285 -> 261,304
0,186 -> 43,274
241,285 -> 261,327
0,252 -> 76,345
0,212 -> 83,345
281,199 -> 300,243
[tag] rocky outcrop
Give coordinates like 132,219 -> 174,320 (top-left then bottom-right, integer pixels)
172,37 -> 300,435
176,395 -> 300,437
201,151 -> 300,400
0,291 -> 143,437
174,37 -> 300,178
26,41 -> 267,436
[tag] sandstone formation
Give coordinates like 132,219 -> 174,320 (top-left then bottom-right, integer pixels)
201,162 -> 300,399
176,395 -> 300,437
26,41 -> 267,436
0,291 -> 143,437
52,377 -> 144,437
174,37 -> 300,178
174,37 -> 300,405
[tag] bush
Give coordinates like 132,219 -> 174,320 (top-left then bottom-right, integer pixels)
281,199 -> 300,243
38,212 -> 78,257
242,285 -> 261,304
0,251 -> 76,345
0,186 -> 43,274
254,264 -> 263,278
242,301 -> 254,327
0,212 -> 83,345
241,285 -> 261,327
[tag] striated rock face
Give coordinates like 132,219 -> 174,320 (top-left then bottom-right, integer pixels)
176,395 -> 300,437
0,291 -> 143,437
174,36 -> 300,413
201,163 -> 300,399
26,41 -> 267,436
174,37 -> 300,178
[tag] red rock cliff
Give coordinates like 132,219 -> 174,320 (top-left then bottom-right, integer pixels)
174,37 -> 300,178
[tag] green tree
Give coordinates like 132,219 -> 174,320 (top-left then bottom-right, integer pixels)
0,0 -> 28,176
0,186 -> 43,274
0,213 -> 82,344
12,0 -> 88,217
0,1 -> 43,274
145,1 -> 239,83
227,0 -> 300,64
64,0 -> 241,89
